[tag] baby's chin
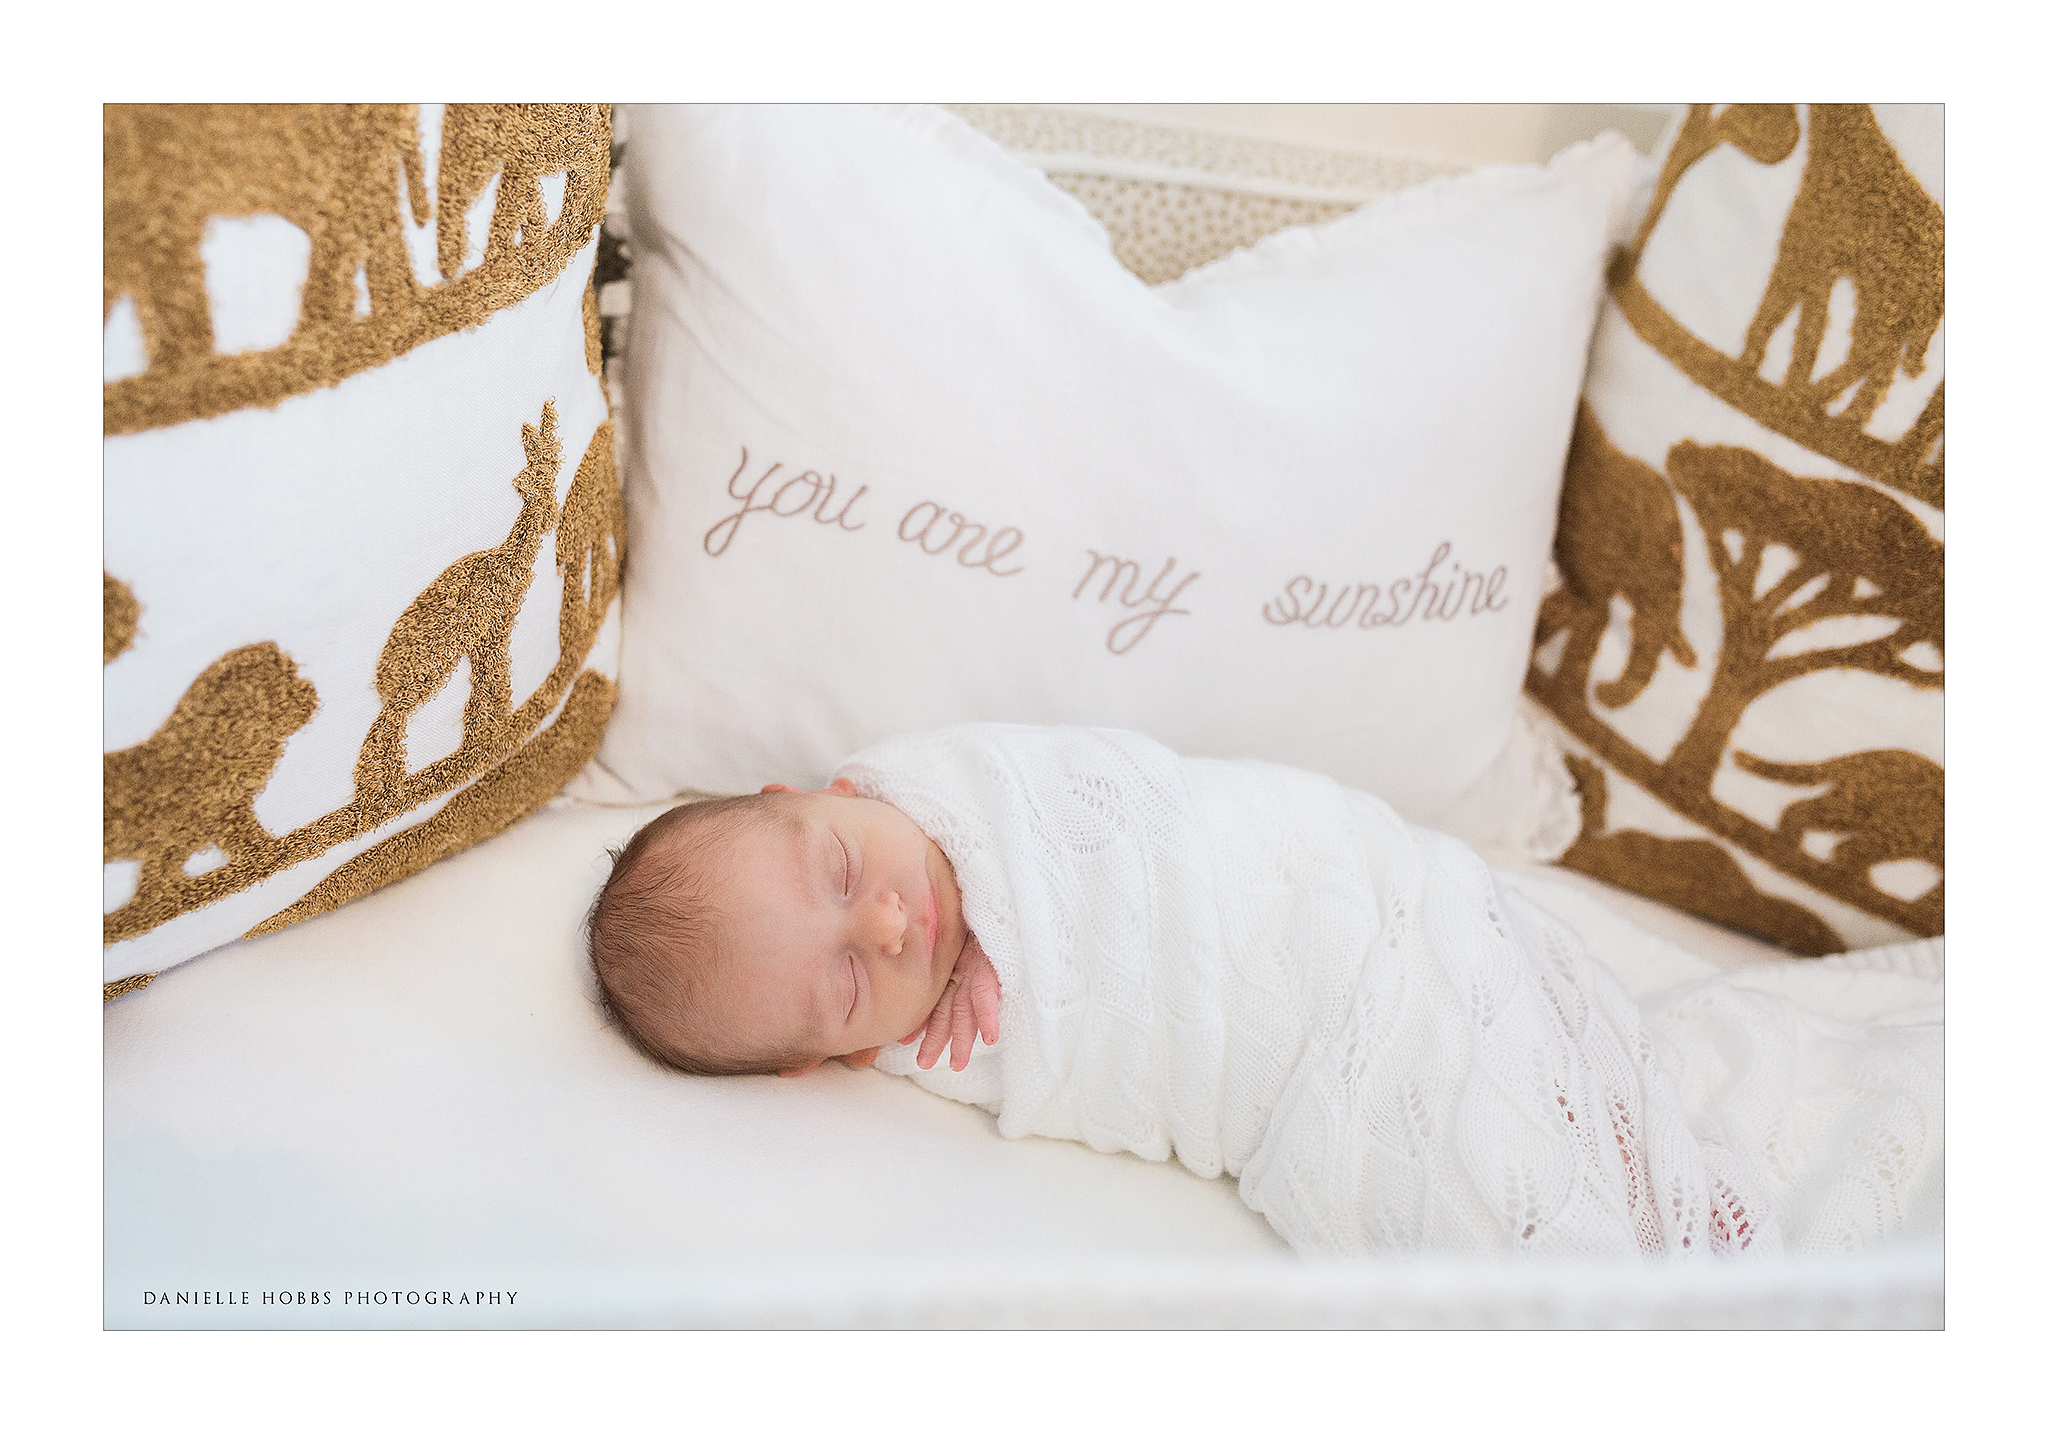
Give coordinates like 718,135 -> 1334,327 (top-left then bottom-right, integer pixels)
927,854 -> 970,971
930,931 -> 969,1003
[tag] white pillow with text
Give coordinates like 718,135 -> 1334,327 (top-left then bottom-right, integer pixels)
571,103 -> 1636,823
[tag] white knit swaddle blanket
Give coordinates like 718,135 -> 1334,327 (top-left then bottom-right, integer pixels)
847,725 -> 1941,1259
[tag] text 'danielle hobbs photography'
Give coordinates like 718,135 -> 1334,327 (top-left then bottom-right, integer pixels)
138,1288 -> 519,1308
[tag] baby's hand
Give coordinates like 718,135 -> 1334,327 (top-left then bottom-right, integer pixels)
904,934 -> 1001,1072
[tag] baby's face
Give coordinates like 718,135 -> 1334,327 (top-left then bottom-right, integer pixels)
698,778 -> 970,1071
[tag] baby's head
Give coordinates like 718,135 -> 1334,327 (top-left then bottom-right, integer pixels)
587,778 -> 969,1077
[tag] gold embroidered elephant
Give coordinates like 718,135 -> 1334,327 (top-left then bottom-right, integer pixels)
1731,748 -> 1943,898
1560,756 -> 1842,955
1534,406 -> 1696,711
103,105 -> 429,376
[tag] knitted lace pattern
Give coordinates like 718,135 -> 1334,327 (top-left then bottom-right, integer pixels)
850,725 -> 1800,1258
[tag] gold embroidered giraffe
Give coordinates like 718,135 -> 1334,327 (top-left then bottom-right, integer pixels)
354,401 -> 563,808
1629,104 -> 1799,257
1606,104 -> 1943,505
1739,105 -> 1943,427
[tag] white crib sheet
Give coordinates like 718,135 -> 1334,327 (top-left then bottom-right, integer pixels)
103,797 -> 1940,1328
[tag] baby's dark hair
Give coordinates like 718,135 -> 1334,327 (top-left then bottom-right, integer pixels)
586,792 -> 808,1077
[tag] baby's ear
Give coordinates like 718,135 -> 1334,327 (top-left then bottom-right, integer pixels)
776,1060 -> 823,1078
761,782 -> 798,794
825,776 -> 858,798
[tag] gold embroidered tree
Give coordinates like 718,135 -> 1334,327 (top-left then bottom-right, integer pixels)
1660,442 -> 1942,796
1531,436 -> 1943,947
1660,443 -> 1942,932
436,104 -> 612,283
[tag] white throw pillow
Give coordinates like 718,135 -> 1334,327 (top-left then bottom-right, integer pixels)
572,104 -> 1636,822
1524,104 -> 1943,953
104,104 -> 622,987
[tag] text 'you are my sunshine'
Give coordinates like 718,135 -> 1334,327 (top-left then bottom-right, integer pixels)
701,448 -> 1509,654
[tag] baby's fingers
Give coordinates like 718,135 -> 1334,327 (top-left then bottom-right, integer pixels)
947,985 -> 976,1071
916,995 -> 952,1069
969,965 -> 1001,1046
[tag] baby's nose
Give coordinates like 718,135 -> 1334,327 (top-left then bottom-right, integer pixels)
864,890 -> 907,956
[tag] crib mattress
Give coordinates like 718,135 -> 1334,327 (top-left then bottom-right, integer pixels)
103,796 -> 1941,1328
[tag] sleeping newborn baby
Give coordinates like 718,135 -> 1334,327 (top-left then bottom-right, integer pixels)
588,723 -> 1942,1260
588,772 -> 1000,1080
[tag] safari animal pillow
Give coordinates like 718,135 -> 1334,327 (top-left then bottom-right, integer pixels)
104,104 -> 624,996
1526,104 -> 1942,953
571,104 -> 1637,825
